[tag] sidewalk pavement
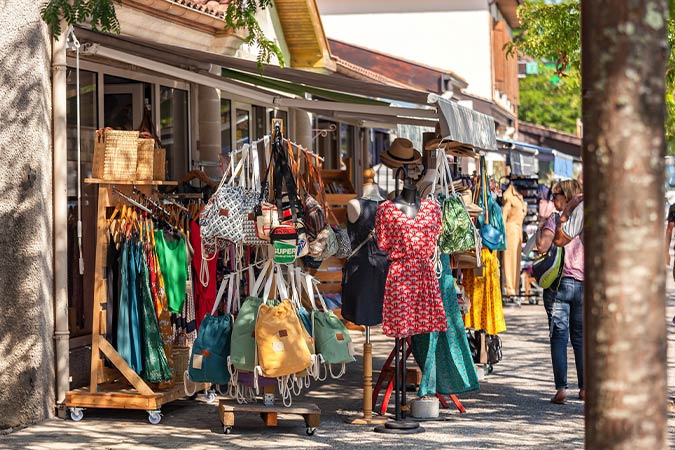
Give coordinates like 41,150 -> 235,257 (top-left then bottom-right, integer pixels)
3,291 -> 675,449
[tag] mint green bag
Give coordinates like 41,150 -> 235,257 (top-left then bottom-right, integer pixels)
229,262 -> 271,372
305,274 -> 354,379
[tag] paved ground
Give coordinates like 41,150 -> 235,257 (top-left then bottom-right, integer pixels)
2,285 -> 675,449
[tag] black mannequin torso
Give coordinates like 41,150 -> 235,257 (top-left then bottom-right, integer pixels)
393,183 -> 421,219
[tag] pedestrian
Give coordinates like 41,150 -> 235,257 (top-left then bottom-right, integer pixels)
666,201 -> 675,280
535,183 -> 561,330
540,180 -> 584,404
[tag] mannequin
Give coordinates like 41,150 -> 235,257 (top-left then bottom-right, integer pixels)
347,168 -> 385,223
502,183 -> 527,297
392,166 -> 421,219
344,168 -> 389,426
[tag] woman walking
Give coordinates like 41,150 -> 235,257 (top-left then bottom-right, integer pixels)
538,180 -> 584,404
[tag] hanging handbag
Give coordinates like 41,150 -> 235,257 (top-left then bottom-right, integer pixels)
200,146 -> 254,248
432,149 -> 477,254
476,156 -> 506,251
332,225 -> 351,259
306,274 -> 354,379
270,221 -> 298,264
229,262 -> 271,373
255,266 -> 312,378
188,273 -> 236,385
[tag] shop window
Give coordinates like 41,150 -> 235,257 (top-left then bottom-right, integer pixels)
236,108 -> 250,147
160,86 -> 189,180
66,68 -> 98,195
66,68 -> 98,338
269,110 -> 288,135
103,74 -> 149,131
221,98 -> 232,154
252,105 -> 266,140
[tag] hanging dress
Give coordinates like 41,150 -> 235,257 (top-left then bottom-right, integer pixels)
190,220 -> 217,330
117,238 -> 143,374
375,199 -> 447,338
341,199 -> 388,326
147,241 -> 174,369
154,230 -> 187,313
463,248 -> 506,334
139,250 -> 172,382
411,254 -> 480,397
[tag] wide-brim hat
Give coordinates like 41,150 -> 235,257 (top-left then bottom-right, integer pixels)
380,138 -> 422,169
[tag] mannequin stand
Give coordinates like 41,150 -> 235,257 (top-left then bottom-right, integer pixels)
374,338 -> 424,434
345,326 -> 388,425
373,338 -> 467,415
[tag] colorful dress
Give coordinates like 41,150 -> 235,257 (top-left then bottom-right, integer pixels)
375,199 -> 447,338
412,254 -> 479,396
147,243 -> 174,369
463,248 -> 506,334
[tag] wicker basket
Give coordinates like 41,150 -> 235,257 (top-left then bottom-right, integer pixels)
172,346 -> 190,382
136,138 -> 155,181
101,130 -> 139,181
153,147 -> 167,181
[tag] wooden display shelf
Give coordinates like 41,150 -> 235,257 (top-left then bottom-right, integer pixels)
84,178 -> 178,186
64,183 -> 189,424
66,382 -> 186,411
219,400 -> 321,435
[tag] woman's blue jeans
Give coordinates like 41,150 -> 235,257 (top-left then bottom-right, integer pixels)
550,277 -> 584,391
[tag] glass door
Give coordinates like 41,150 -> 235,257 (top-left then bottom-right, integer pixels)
103,83 -> 145,130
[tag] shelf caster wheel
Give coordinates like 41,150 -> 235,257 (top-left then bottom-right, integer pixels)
205,389 -> 217,403
224,426 -> 232,434
147,410 -> 162,425
306,427 -> 316,436
69,407 -> 84,422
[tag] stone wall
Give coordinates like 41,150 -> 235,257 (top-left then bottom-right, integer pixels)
0,0 -> 55,431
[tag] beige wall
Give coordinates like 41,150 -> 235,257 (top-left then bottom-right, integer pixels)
0,0 -> 55,430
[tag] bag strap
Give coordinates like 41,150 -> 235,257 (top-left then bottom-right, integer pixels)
212,273 -> 232,316
346,231 -> 373,260
253,260 -> 272,298
275,264 -> 289,301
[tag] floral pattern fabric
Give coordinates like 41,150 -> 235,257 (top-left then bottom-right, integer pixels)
375,200 -> 447,338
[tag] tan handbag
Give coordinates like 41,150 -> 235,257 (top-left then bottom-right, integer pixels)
255,268 -> 312,378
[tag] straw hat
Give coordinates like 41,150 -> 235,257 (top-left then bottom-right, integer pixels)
380,138 -> 422,169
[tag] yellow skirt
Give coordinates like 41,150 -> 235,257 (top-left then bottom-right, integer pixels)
463,249 -> 506,335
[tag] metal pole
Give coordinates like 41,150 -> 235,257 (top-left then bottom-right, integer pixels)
394,337 -> 400,421
581,0 -> 667,448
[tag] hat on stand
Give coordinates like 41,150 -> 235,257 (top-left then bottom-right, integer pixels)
380,138 -> 422,169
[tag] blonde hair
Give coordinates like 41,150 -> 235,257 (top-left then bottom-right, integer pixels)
558,179 -> 582,201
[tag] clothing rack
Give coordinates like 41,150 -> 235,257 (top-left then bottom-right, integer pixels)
65,179 -> 208,424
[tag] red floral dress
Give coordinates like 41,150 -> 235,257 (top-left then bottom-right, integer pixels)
375,199 -> 448,338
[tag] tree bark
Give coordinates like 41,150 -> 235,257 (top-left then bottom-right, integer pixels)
581,1 -> 668,449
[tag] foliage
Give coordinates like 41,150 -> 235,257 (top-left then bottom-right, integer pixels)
508,0 -> 675,153
41,0 -> 284,67
41,0 -> 121,36
519,65 -> 581,134
225,0 -> 284,67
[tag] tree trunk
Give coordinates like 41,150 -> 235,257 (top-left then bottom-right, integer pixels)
581,1 -> 668,449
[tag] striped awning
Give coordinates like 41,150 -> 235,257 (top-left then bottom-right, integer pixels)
429,95 -> 498,151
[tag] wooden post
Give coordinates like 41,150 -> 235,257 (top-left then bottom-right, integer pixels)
581,1 -> 668,448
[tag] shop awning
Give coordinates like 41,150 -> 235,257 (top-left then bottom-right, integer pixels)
73,28 -> 497,143
429,95 -> 498,151
497,138 -> 579,178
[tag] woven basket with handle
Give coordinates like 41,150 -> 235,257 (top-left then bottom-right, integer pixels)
136,136 -> 155,181
98,129 -> 140,181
